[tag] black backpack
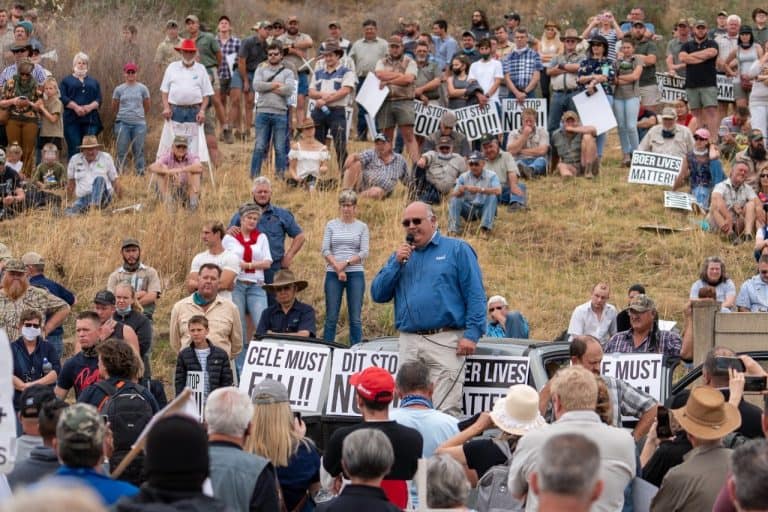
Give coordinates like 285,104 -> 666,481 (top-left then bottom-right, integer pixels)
96,380 -> 153,485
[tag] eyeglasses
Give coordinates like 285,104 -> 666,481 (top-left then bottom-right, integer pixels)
23,322 -> 40,327
693,136 -> 707,141
488,306 -> 504,312
401,217 -> 425,227
267,52 -> 281,56
760,174 -> 768,178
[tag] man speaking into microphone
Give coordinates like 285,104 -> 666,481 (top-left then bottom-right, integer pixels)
371,201 -> 487,417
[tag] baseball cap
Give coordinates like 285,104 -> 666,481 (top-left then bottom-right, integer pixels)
21,251 -> 43,266
718,10 -> 728,17
468,150 -> 486,162
750,130 -> 765,141
123,62 -> 138,73
350,367 -> 394,403
440,111 -> 457,128
184,14 -> 199,23
56,403 -> 105,451
373,133 -> 389,143
20,384 -> 55,419
632,21 -> 645,27
694,20 -> 707,28
479,133 -> 497,145
694,128 -> 711,140
173,135 -> 189,147
628,294 -> 656,313
4,259 -> 25,273
461,30 -> 475,39
166,19 -> 178,28
676,18 -> 690,27
93,289 -> 116,306
252,20 -> 271,30
251,378 -> 289,404
661,107 -> 677,119
388,35 -> 403,46
121,237 -> 140,249
504,12 -> 521,21
562,110 -> 579,122
328,20 -> 341,28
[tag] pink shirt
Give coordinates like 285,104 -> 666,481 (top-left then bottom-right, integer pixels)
157,151 -> 199,184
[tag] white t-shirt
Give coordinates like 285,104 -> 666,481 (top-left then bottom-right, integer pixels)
190,249 -> 240,301
66,152 -> 118,198
222,233 -> 272,284
160,61 -> 214,106
468,58 -> 504,104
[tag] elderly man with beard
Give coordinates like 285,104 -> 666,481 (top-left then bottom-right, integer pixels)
735,130 -> 768,183
412,135 -> 465,204
107,238 -> 162,322
0,259 -> 68,341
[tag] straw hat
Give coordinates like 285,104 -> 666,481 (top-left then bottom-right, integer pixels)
78,135 -> 103,149
671,386 -> 741,440
490,384 -> 548,435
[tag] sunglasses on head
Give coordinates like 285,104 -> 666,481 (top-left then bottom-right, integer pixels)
401,217 -> 424,227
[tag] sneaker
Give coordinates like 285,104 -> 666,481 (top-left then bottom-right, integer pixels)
223,129 -> 234,144
584,166 -> 594,179
508,202 -> 526,212
518,164 -> 533,179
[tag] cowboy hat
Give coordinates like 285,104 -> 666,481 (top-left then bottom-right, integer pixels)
175,39 -> 198,52
78,135 -> 103,149
490,384 -> 548,435
559,28 -> 582,42
671,386 -> 741,440
263,269 -> 308,293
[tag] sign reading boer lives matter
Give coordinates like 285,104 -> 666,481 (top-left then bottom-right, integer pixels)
628,151 -> 682,187
601,353 -> 664,420
453,104 -> 502,141
501,99 -> 547,133
463,356 -> 529,415
238,341 -> 332,414
413,101 -> 450,137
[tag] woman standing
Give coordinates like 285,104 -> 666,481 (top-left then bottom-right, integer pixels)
447,56 -> 471,109
321,189 -> 369,345
537,21 -> 563,102
222,203 -> 272,376
582,11 -> 624,61
613,38 -> 644,166
747,43 -> 768,140
112,62 -> 150,175
577,35 -> 615,158
0,59 -> 40,177
725,26 -> 763,109
59,52 -> 102,156
287,119 -> 329,189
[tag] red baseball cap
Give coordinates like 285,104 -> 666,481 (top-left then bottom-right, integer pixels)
123,62 -> 138,73
350,367 -> 394,403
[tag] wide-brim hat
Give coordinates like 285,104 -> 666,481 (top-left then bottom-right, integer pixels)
671,386 -> 741,440
78,135 -> 103,149
490,384 -> 547,435
588,35 -> 609,48
263,269 -> 308,293
175,39 -> 198,52
559,28 -> 582,42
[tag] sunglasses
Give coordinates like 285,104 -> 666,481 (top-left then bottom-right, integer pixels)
23,322 -> 40,327
693,135 -> 707,141
401,217 -> 424,227
761,174 -> 768,178
125,70 -> 136,74
18,73 -> 30,77
488,306 -> 504,312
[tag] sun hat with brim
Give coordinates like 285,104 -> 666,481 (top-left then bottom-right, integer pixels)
299,118 -> 315,130
672,386 -> 741,440
559,28 -> 582,42
251,378 -> 290,404
490,384 -> 548,435
175,39 -> 198,52
78,135 -> 103,149
588,35 -> 609,48
628,294 -> 655,313
262,269 -> 308,293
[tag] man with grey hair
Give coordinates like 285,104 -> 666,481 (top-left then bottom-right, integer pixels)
426,454 -> 471,509
728,439 -> 768,511
530,433 -> 604,512
206,386 -> 279,512
317,428 -> 400,511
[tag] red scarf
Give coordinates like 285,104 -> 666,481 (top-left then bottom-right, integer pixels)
235,229 -> 261,273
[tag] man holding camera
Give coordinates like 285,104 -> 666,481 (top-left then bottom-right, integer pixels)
278,16 -> 314,126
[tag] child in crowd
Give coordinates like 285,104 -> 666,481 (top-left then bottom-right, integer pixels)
6,143 -> 23,174
38,77 -> 64,155
173,315 -> 233,402
31,143 -> 65,189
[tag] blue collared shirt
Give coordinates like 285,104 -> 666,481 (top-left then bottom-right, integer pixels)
432,35 -> 458,70
229,202 -> 303,269
256,300 -> 316,337
371,231 -> 486,342
736,275 -> 768,312
29,274 -> 76,337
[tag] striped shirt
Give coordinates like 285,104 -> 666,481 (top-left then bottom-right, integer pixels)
321,219 -> 370,273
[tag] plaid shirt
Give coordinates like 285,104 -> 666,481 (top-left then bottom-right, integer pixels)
604,328 -> 682,358
218,36 -> 241,80
0,286 -> 68,341
502,47 -> 542,90
577,57 -> 616,96
359,149 -> 407,194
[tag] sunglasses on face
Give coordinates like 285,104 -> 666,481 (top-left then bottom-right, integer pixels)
761,174 -> 768,178
693,135 -> 707,141
23,322 -> 40,327
488,306 -> 504,312
401,217 -> 424,227
126,70 -> 136,74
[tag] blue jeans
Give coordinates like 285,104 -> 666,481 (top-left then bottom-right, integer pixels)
500,183 -> 527,205
613,97 -> 640,155
232,280 -> 267,376
65,176 -> 112,215
324,271 -> 365,345
171,104 -> 199,123
46,334 -> 63,362
448,194 -> 498,232
64,122 -> 99,158
548,90 -> 577,133
517,156 -> 547,176
596,95 -> 614,158
115,121 -> 147,175
251,112 -> 288,178
692,184 -> 713,211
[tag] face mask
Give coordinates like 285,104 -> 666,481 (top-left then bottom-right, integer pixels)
661,129 -> 675,139
21,326 -> 40,340
480,52 -> 491,60
452,68 -> 462,75
116,305 -> 131,315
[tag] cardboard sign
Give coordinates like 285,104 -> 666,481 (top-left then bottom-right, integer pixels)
501,98 -> 548,133
0,328 -> 13,473
664,191 -> 695,211
628,151 -> 683,187
186,371 -> 205,422
238,341 -> 332,414
326,349 -> 400,416
572,86 -> 617,135
462,356 -> 529,416
601,353 -> 664,402
453,104 -> 502,141
413,101 -> 450,137
656,72 -> 734,103
356,72 -> 389,118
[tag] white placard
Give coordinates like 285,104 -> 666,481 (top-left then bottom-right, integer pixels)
355,72 -> 389,119
655,72 -> 734,103
225,53 -> 236,74
453,104 -> 502,141
501,98 -> 548,133
413,101 -> 450,137
462,356 -> 529,416
238,341 -> 332,414
186,371 -> 205,422
571,87 -> 617,136
658,320 -> 677,332
601,353 -> 664,403
0,328 -> 13,473
628,151 -> 683,187
326,349 -> 400,416
664,191 -> 695,211
157,120 -> 210,164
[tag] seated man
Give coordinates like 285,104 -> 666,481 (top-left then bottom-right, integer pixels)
551,110 -> 598,178
567,283 -> 617,344
481,135 -> 526,210
411,135 -> 465,204
638,106 -> 695,160
708,159 -> 760,243
506,107 -> 549,178
736,254 -> 768,312
65,136 -> 121,216
672,128 -> 726,211
421,111 -> 470,157
486,295 -> 529,338
718,105 -> 751,162
148,135 -> 203,210
447,151 -> 501,236
735,129 -> 768,184
256,269 -> 316,337
342,133 -> 407,199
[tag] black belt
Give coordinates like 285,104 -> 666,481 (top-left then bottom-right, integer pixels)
412,327 -> 460,335
554,88 -> 578,93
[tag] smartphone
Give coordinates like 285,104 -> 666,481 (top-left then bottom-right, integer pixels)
656,406 -> 672,438
293,411 -> 302,422
714,356 -> 746,374
745,376 -> 768,392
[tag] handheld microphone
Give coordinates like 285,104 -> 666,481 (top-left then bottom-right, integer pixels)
403,234 -> 415,263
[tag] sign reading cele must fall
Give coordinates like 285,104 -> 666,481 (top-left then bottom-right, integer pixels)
628,151 -> 683,187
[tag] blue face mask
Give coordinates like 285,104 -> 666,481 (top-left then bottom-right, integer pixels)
116,305 -> 131,315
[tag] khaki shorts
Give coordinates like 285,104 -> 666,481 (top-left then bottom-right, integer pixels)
638,84 -> 659,106
687,86 -> 718,109
376,99 -> 415,130
207,67 -> 221,91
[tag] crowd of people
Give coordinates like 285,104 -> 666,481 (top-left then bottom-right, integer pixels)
4,3 -> 768,512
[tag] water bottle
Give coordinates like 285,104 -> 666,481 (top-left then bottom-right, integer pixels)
42,357 -> 52,375
320,105 -> 330,115
601,62 -> 610,76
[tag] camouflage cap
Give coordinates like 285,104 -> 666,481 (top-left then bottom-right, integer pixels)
628,294 -> 656,313
56,403 -> 104,450
4,259 -> 26,273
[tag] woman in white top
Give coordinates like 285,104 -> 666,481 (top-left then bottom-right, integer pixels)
222,203 -> 272,375
725,26 -> 764,109
747,43 -> 768,139
538,21 -> 563,102
287,119 -> 329,189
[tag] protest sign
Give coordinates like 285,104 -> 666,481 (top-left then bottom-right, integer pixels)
0,329 -> 13,473
664,191 -> 695,211
238,341 -> 332,414
413,101 -> 450,137
462,356 -> 529,416
628,151 -> 682,187
656,72 -> 734,103
326,349 -> 400,416
356,72 -> 389,119
453,104 -> 502,141
572,86 -> 617,135
186,371 -> 205,422
501,98 -> 548,133
601,353 -> 664,401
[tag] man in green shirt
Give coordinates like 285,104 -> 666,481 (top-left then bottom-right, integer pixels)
185,14 -> 225,132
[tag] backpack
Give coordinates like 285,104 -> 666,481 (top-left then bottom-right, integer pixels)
474,438 -> 525,512
95,380 -> 154,485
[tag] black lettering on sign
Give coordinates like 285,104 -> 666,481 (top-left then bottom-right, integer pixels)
466,358 -> 528,387
330,374 -> 353,414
